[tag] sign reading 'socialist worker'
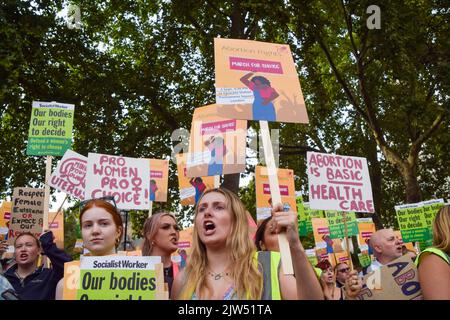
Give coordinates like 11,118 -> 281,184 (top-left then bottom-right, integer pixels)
27,101 -> 75,156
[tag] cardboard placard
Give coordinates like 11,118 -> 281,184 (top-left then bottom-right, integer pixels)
214,38 -> 308,123
27,101 -> 75,156
172,226 -> 194,269
48,211 -> 64,249
186,105 -> 247,177
357,218 -> 375,247
175,153 -> 215,206
85,153 -> 150,210
357,255 -> 422,300
8,188 -> 45,244
255,166 -> 296,221
149,159 -> 169,202
0,202 -> 12,237
48,149 -> 87,200
307,152 -> 374,213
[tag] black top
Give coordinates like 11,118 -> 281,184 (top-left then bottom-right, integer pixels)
4,231 -> 72,300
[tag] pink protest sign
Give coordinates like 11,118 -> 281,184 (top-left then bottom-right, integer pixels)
85,153 -> 150,210
48,149 -> 87,200
263,184 -> 289,196
307,152 -> 374,213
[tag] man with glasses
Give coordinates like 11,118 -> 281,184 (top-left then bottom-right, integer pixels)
335,262 -> 350,288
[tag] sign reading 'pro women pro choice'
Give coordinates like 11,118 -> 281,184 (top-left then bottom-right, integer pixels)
307,152 -> 374,213
27,101 -> 75,156
85,153 -> 150,210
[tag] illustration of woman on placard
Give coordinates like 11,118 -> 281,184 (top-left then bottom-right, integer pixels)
150,179 -> 158,201
189,177 -> 206,204
322,234 -> 334,254
204,136 -> 227,176
240,72 -> 279,121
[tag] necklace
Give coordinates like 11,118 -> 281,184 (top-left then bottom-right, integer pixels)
208,270 -> 229,281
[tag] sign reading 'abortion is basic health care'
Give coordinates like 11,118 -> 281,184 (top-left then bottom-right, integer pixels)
307,152 -> 374,213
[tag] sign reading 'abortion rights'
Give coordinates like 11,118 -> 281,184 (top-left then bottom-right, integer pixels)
49,149 -> 87,200
85,153 -> 150,210
307,152 -> 374,213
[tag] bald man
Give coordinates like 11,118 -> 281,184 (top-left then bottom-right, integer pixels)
363,228 -> 403,275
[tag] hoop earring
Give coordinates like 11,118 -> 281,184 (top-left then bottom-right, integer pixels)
115,238 -> 120,246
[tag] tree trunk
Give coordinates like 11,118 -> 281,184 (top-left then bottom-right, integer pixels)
222,1 -> 245,194
403,166 -> 422,203
365,136 -> 384,229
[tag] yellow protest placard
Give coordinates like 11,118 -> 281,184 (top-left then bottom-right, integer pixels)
255,166 -> 296,222
175,153 -> 215,206
214,38 -> 308,124
149,159 -> 169,202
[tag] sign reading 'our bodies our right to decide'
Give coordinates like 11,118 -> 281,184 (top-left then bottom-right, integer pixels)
77,256 -> 164,300
307,152 -> 374,213
27,101 -> 75,156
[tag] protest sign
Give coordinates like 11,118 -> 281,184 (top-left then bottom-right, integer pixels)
334,251 -> 350,267
149,159 -> 169,202
48,211 -> 64,249
27,101 -> 75,156
394,198 -> 444,247
311,218 -> 331,251
357,218 -> 375,248
422,199 -> 445,225
48,149 -> 86,200
307,152 -> 374,213
172,226 -> 194,269
297,201 -> 324,236
214,38 -> 308,124
8,188 -> 45,244
357,255 -> 422,300
175,153 -> 215,206
85,153 -> 150,210
305,249 -> 318,267
394,230 -> 415,252
186,104 -> 247,177
325,210 -> 358,239
75,256 -> 165,300
255,166 -> 296,221
0,202 -> 12,237
358,253 -> 372,268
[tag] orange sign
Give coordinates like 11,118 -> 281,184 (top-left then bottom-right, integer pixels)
175,153 -> 214,206
187,104 -> 247,177
214,38 -> 308,124
48,211 -> 64,249
255,166 -> 296,221
149,159 -> 169,202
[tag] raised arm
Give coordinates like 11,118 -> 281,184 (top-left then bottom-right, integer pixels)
39,231 -> 73,279
240,72 -> 254,87
271,204 -> 324,300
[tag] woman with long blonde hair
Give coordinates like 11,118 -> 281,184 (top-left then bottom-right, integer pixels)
172,188 -> 323,300
142,211 -> 180,295
416,205 -> 450,299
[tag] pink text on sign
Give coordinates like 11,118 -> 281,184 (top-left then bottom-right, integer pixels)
151,171 -> 163,178
4,212 -> 10,220
317,227 -> 330,235
229,57 -> 283,74
263,184 -> 289,196
201,119 -> 236,135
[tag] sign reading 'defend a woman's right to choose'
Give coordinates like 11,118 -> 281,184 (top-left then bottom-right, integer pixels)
307,152 -> 374,213
26,101 -> 75,156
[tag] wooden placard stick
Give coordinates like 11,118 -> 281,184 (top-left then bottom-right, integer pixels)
148,201 -> 153,217
342,211 -> 354,270
260,121 -> 293,275
214,175 -> 220,188
42,155 -> 52,233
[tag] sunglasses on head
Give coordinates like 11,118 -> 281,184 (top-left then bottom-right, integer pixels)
79,195 -> 117,211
